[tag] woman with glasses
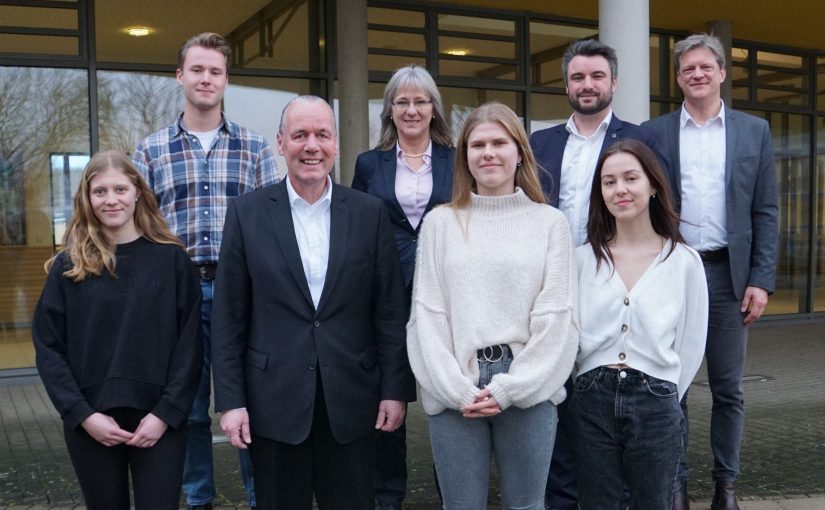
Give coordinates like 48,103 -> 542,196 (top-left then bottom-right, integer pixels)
351,64 -> 454,509
406,102 -> 578,509
570,140 -> 708,510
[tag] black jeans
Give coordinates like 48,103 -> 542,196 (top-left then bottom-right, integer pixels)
570,367 -> 683,510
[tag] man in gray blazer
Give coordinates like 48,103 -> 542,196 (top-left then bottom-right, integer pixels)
644,34 -> 778,510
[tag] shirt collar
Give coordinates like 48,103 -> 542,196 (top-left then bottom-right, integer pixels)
286,174 -> 333,209
565,110 -> 613,138
680,99 -> 726,128
171,112 -> 234,138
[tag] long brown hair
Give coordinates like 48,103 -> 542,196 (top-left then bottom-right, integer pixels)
586,139 -> 683,269
45,150 -> 183,281
451,102 -> 545,209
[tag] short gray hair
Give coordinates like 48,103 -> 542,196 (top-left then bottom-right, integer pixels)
278,95 -> 334,135
674,33 -> 726,72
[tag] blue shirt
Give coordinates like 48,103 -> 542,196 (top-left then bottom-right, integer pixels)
133,113 -> 279,263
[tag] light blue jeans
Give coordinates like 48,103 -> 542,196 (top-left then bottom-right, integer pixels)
428,350 -> 557,509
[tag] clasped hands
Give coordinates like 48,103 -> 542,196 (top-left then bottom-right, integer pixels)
462,388 -> 501,418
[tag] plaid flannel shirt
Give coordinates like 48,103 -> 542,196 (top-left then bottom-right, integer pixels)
133,113 -> 279,263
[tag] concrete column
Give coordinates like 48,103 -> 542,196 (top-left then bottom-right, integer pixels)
708,20 -> 733,106
336,0 -> 369,185
599,0 -> 650,123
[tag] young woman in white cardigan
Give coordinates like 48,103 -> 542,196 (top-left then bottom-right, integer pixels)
406,102 -> 578,509
570,139 -> 708,510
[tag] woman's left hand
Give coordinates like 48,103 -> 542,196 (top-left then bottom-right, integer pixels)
126,413 -> 168,448
461,388 -> 501,418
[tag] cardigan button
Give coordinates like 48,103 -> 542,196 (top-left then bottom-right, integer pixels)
621,324 -> 628,332
618,352 -> 626,361
623,297 -> 630,306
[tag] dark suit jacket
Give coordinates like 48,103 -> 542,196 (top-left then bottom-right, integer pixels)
211,179 -> 416,445
643,108 -> 778,299
351,143 -> 455,289
529,114 -> 673,207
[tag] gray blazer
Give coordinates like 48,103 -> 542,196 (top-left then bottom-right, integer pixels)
643,107 -> 778,300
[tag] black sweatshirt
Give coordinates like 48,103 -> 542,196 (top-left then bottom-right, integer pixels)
33,237 -> 202,430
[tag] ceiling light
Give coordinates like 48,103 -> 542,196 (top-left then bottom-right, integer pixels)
125,26 -> 152,37
445,49 -> 469,56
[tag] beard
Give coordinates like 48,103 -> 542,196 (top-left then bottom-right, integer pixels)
568,91 -> 612,115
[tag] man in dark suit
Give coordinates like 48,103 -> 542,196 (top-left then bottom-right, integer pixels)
643,34 -> 778,510
211,95 -> 416,510
529,39 -> 669,510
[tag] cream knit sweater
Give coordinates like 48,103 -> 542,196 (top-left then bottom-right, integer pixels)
407,189 -> 579,415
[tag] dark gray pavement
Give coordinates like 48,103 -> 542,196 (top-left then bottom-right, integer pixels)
1,319 -> 822,509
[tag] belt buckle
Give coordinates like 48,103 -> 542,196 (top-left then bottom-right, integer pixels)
479,345 -> 504,363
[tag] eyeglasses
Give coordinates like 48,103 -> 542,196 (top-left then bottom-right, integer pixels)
391,99 -> 433,110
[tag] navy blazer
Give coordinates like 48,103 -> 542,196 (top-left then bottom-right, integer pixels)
529,114 -> 674,207
643,108 -> 778,299
211,180 -> 416,445
351,142 -> 455,288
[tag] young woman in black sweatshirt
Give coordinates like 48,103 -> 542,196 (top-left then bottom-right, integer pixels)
33,149 -> 202,510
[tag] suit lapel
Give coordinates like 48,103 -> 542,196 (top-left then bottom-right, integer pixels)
268,181 -> 314,308
724,108 -> 737,193
316,184 -> 348,313
600,114 -> 623,153
425,143 -> 450,215
379,149 -> 407,222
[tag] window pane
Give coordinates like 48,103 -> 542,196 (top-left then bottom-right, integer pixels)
368,54 -> 426,74
369,30 -> 425,54
441,87 -> 522,141
438,14 -> 514,37
439,36 -> 514,60
0,67 -> 90,370
816,116 -> 825,311
439,59 -> 516,80
758,51 -> 804,69
529,22 -> 596,89
368,7 -> 424,29
530,93 -> 572,133
0,5 -> 77,29
0,34 -> 78,56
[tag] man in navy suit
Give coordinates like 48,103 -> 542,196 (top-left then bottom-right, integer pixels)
643,34 -> 778,510
211,95 -> 416,510
529,39 -> 669,510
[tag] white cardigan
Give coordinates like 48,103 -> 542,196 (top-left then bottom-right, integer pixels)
575,241 -> 709,400
407,189 -> 579,415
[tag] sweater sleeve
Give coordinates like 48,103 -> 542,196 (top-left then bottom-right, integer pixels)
484,214 -> 579,410
406,213 -> 479,411
32,257 -> 96,430
151,248 -> 204,429
675,247 -> 709,401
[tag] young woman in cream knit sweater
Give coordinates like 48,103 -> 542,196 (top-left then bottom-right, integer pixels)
406,102 -> 578,509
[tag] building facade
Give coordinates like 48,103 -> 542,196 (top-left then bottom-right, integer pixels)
1,0 -> 823,372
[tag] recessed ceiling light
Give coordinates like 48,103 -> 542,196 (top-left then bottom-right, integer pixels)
125,26 -> 152,37
444,49 -> 469,56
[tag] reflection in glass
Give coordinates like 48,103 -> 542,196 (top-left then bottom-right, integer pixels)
816,117 -> 825,311
0,67 -> 90,370
529,22 -> 596,89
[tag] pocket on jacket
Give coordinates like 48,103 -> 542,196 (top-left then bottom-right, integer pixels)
245,348 -> 268,370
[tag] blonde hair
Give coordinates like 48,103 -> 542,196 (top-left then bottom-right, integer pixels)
451,102 -> 545,209
45,150 -> 183,281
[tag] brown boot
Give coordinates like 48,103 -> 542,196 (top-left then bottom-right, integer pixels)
710,480 -> 740,510
671,479 -> 689,510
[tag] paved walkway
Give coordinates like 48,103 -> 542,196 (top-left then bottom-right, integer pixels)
0,319 -> 822,509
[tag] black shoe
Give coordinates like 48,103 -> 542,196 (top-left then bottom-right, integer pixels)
672,478 -> 689,510
710,480 -> 740,510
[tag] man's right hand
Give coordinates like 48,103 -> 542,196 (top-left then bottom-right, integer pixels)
220,408 -> 252,449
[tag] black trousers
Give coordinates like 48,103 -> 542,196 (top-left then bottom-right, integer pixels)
63,407 -> 187,510
250,376 -> 375,510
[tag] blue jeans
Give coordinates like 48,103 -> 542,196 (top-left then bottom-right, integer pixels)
569,367 -> 682,510
677,259 -> 748,483
183,280 -> 256,506
428,350 -> 557,509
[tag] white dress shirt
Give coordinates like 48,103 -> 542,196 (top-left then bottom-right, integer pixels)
286,175 -> 332,308
559,111 -> 612,247
678,101 -> 727,251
